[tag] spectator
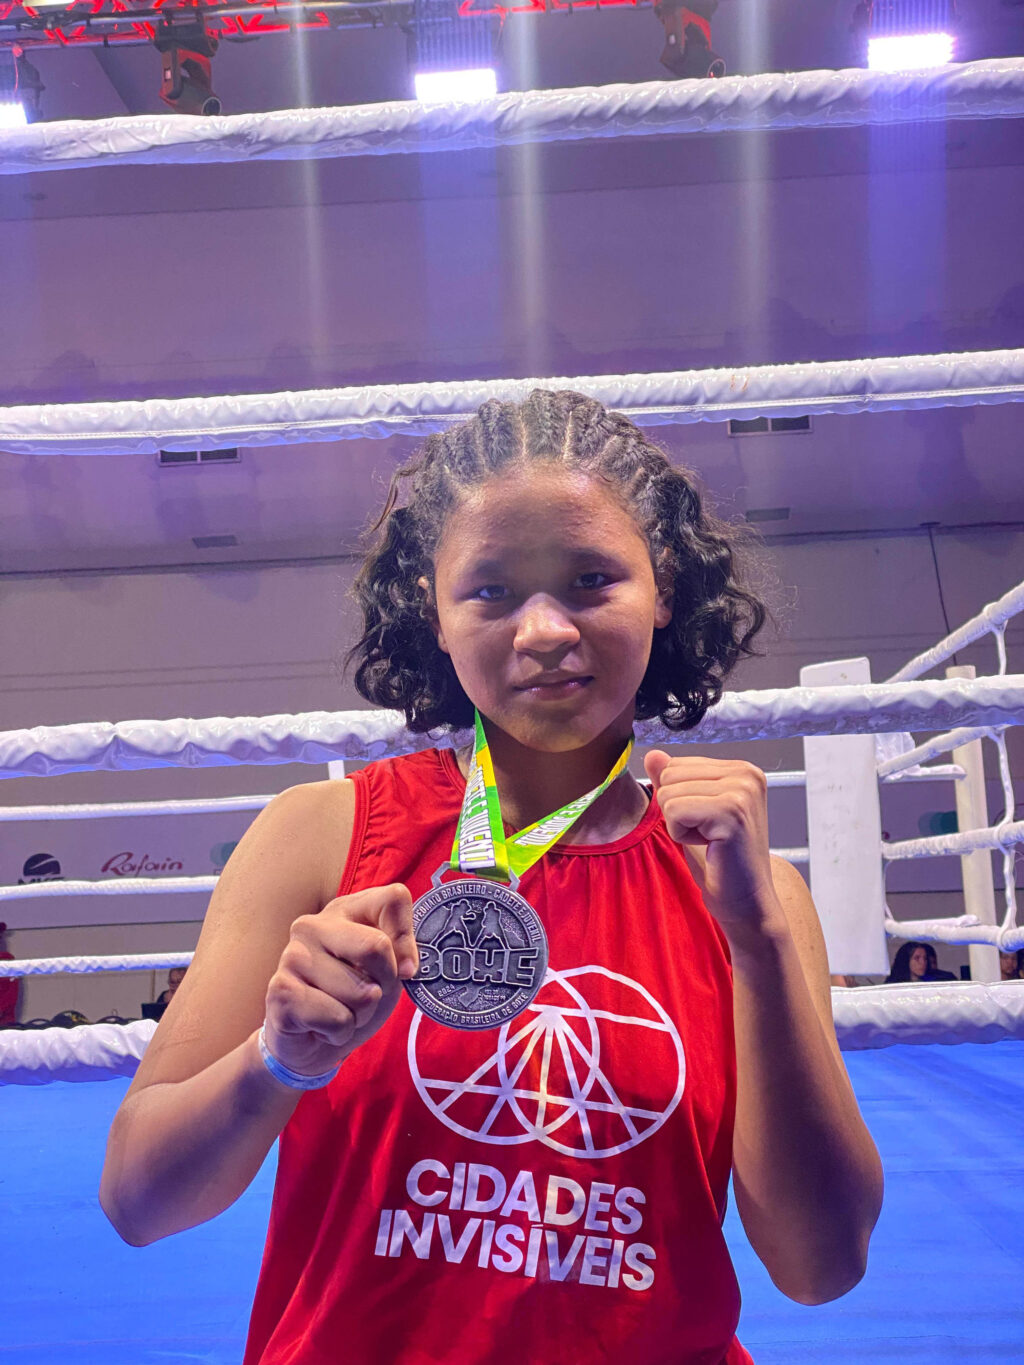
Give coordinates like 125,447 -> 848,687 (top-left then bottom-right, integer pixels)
157,965 -> 188,1006
887,941 -> 957,983
1000,950 -> 1024,981
886,942 -> 929,983
0,921 -> 20,1026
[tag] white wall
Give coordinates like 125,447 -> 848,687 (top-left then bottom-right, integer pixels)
1,529 -> 1021,1019
3,159 -> 1020,404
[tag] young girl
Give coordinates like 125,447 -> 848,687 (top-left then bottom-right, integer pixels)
101,390 -> 883,1364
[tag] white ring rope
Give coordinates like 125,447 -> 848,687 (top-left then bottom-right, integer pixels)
876,725 -> 993,778
882,821 -> 1024,862
3,855 -> 815,904
4,984 -> 1024,1084
0,876 -> 219,903
0,794 -> 274,822
0,766 -> 964,825
0,1019 -> 156,1085
768,847 -> 809,865
884,917 -> 1024,953
831,981 -> 1024,1050
2,676 -> 1020,780
3,952 -> 194,978
887,581 -> 1024,684
879,580 -> 1022,952
878,762 -> 965,784
2,349 -> 1022,455
1,59 -> 1021,177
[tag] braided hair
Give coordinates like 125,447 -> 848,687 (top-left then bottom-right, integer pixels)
348,389 -> 767,733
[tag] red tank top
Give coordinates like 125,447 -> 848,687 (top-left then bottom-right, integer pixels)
0,951 -> 18,1025
243,749 -> 753,1365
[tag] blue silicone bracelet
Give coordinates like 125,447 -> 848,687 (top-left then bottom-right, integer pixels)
257,1025 -> 340,1091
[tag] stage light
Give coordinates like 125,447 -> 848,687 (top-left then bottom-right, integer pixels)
654,0 -> 725,80
0,45 -> 44,126
0,102 -> 26,130
856,2 -> 957,71
155,14 -> 221,116
411,0 -> 496,104
414,67 -> 498,103
867,32 -> 955,69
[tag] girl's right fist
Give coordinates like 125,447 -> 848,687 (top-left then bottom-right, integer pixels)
262,883 -> 417,1078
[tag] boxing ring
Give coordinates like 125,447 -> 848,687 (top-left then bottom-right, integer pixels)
2,57 -> 1024,1364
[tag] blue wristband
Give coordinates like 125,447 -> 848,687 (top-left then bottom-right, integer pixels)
257,1024 -> 340,1091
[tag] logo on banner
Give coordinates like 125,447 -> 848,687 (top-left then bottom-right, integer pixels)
18,853 -> 63,884
101,852 -> 185,876
210,841 -> 239,872
408,964 -> 685,1159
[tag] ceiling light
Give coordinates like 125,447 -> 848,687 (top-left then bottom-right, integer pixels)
855,1 -> 958,70
411,0 -> 496,104
0,45 -> 44,125
414,67 -> 497,104
867,32 -> 954,68
654,0 -> 725,80
155,15 -> 221,116
0,102 -> 27,130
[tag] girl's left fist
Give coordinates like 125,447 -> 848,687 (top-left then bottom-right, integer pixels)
644,750 -> 779,931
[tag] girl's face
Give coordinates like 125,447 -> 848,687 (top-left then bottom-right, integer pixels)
909,947 -> 928,978
427,465 -> 672,753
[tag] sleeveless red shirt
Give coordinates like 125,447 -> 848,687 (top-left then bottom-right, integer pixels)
243,749 -> 753,1365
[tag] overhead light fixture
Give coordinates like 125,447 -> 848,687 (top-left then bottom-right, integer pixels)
0,105 -> 26,130
0,45 -> 44,126
414,67 -> 497,104
155,14 -> 221,116
411,0 -> 497,104
654,0 -> 725,80
855,1 -> 957,71
867,31 -> 955,69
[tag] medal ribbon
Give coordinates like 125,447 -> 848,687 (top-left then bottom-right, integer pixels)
450,709 -> 634,882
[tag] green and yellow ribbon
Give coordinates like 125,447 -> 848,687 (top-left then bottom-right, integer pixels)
451,709 -> 634,883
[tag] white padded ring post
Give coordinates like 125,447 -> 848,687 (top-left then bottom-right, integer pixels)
802,659 -> 889,976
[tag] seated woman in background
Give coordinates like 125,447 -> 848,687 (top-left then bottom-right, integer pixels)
886,942 -> 955,984
1000,950 -> 1024,980
890,939 -> 955,982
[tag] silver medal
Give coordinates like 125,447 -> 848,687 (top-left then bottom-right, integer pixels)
404,865 -> 549,1031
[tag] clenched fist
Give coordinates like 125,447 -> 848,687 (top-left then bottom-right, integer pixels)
644,751 -> 779,937
262,884 -> 419,1078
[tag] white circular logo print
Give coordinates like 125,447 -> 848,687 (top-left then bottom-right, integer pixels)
408,964 -> 685,1159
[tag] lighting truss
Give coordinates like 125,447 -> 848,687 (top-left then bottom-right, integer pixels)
0,0 -> 653,49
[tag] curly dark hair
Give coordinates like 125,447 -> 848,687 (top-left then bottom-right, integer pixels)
348,389 -> 767,733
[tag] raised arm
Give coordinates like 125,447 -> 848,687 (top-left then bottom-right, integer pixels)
644,750 -> 884,1304
728,855 -> 884,1303
99,778 -> 417,1247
